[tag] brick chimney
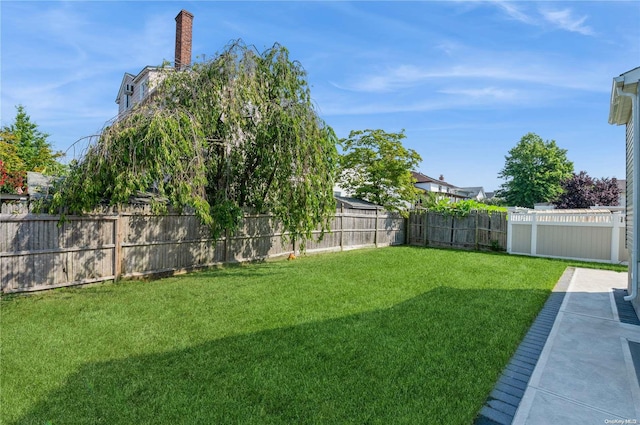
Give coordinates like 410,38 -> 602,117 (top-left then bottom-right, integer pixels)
175,10 -> 194,70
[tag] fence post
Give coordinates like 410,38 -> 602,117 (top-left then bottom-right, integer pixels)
611,212 -> 621,263
507,212 -> 513,253
224,229 -> 230,263
374,208 -> 379,247
475,211 -> 479,251
423,211 -> 428,247
114,211 -> 122,280
404,214 -> 409,245
530,213 -> 537,256
340,205 -> 344,251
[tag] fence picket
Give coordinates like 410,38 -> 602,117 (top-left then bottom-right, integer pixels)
507,210 -> 628,264
1,204 -> 405,293
408,210 -> 507,251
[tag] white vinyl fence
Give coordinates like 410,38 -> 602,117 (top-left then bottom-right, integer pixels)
507,209 -> 628,264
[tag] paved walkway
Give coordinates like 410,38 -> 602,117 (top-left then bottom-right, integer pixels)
513,267 -> 640,424
474,268 -> 640,425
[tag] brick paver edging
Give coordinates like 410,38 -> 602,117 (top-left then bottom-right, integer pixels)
473,267 -> 576,425
613,288 -> 640,326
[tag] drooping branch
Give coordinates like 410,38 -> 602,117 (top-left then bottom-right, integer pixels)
46,40 -> 338,247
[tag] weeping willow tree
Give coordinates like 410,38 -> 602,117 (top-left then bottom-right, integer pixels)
47,41 -> 338,249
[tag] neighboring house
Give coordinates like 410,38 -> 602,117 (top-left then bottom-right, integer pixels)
617,179 -> 627,207
115,10 -> 194,118
115,67 -> 165,116
484,192 -> 496,200
333,182 -> 352,198
609,65 -> 640,316
335,195 -> 383,211
26,172 -> 56,199
457,186 -> 486,201
411,171 -> 485,202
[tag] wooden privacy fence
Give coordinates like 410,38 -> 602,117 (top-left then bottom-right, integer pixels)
407,210 -> 507,251
1,204 -> 405,293
507,209 -> 628,264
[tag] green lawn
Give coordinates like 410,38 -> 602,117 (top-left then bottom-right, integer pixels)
0,246 -> 626,424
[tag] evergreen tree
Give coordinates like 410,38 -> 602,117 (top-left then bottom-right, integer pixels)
2,105 -> 64,174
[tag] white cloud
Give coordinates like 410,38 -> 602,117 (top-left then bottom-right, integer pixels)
317,84 -> 534,116
1,3 -> 177,147
318,98 -> 458,116
338,65 -> 429,92
438,86 -> 518,100
539,8 -> 594,36
485,1 -> 594,36
492,1 -> 536,25
434,40 -> 466,56
332,46 -> 611,95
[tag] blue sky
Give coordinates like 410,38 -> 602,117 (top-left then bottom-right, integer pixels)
1,1 -> 639,191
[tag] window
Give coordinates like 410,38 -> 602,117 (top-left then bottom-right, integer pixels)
140,80 -> 148,101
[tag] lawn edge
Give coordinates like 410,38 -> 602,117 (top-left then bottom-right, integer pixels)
473,266 -> 575,425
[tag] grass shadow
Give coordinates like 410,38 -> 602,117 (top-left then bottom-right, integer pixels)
11,286 -> 549,425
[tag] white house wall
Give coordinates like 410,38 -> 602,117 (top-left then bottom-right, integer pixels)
116,68 -> 168,118
415,182 -> 451,194
117,75 -> 135,116
627,119 -> 634,251
134,69 -> 164,102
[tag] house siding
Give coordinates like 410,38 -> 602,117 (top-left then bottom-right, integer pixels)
116,68 -> 166,118
117,75 -> 135,116
631,111 -> 639,312
609,68 -> 640,321
627,119 -> 634,250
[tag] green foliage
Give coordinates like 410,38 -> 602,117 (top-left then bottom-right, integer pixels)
480,196 -> 507,207
0,130 -> 24,172
337,129 -> 422,215
46,41 -> 338,248
1,105 -> 65,176
489,238 -> 504,252
554,171 -> 620,209
497,132 -> 573,208
0,105 -> 66,194
416,190 -> 439,208
420,198 -> 507,217
0,160 -> 25,194
0,130 -> 26,193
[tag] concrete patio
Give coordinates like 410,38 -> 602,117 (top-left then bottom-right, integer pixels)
476,267 -> 640,424
513,267 -> 640,423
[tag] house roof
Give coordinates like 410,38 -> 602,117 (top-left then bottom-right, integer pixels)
458,187 -> 485,198
411,171 -> 458,189
115,72 -> 135,103
115,66 -> 166,104
335,196 -> 382,210
609,66 -> 640,125
132,66 -> 163,84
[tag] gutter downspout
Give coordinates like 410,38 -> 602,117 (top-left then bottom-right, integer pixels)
618,85 -> 640,302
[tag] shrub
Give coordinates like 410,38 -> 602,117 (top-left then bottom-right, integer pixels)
419,199 -> 507,217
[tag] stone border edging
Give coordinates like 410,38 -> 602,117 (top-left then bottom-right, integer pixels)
473,267 -> 575,425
